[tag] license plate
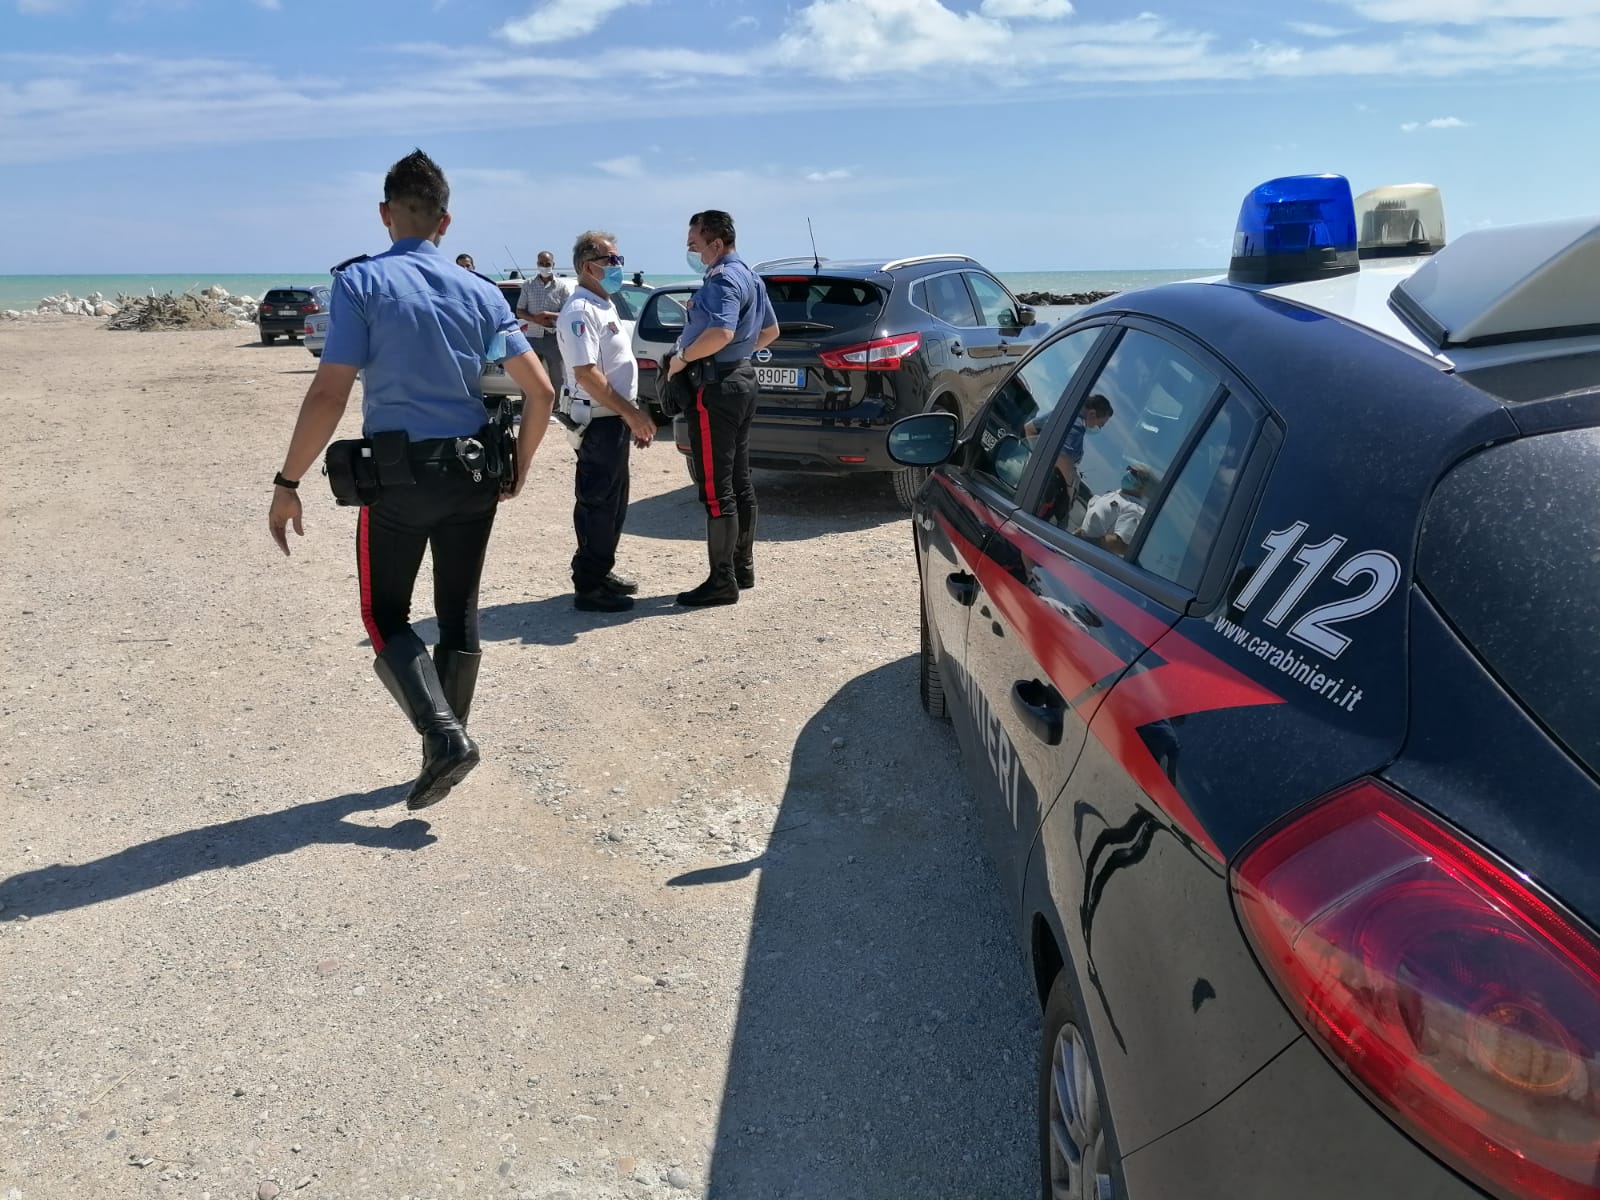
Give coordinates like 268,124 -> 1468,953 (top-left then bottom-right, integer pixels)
756,367 -> 804,389
278,309 -> 298,316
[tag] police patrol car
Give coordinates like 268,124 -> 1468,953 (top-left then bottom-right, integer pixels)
887,175 -> 1600,1199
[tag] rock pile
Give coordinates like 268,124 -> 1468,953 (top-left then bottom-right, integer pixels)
1017,290 -> 1118,306
2,286 -> 261,330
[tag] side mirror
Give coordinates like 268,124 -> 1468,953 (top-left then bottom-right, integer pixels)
1016,305 -> 1037,327
887,411 -> 960,467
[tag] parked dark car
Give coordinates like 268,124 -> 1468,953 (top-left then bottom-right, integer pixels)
667,255 -> 1040,507
890,176 -> 1600,1198
257,286 -> 328,344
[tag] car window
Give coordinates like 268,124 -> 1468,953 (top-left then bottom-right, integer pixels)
1135,395 -> 1255,590
1034,329 -> 1219,558
614,284 -> 651,321
966,273 -> 1018,329
266,290 -> 313,304
915,273 -> 981,328
968,328 -> 1104,498
764,276 -> 885,335
647,292 -> 690,329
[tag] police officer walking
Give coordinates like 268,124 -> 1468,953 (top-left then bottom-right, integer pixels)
666,210 -> 778,607
267,149 -> 557,811
555,231 -> 657,612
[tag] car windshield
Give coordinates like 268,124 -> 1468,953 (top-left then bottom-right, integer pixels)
266,290 -> 313,304
763,276 -> 885,334
1419,426 -> 1600,775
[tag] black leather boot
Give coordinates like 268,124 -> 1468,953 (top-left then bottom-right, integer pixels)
735,505 -> 757,590
433,646 -> 482,726
373,632 -> 479,810
677,516 -> 741,607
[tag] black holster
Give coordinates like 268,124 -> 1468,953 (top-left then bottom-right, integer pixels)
324,430 -> 414,506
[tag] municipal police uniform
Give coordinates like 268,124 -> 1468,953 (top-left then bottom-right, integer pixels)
322,236 -> 530,808
555,285 -> 639,598
678,252 -> 776,594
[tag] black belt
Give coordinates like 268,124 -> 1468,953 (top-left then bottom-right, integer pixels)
409,436 -> 476,463
702,359 -> 755,381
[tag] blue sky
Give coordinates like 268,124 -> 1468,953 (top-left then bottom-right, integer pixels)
3,0 -> 1598,274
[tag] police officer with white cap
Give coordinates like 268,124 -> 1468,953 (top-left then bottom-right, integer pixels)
666,209 -> 778,607
267,149 -> 557,811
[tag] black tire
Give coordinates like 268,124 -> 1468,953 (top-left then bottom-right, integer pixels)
260,332 -> 275,345
893,465 -> 927,511
310,350 -> 322,358
919,600 -> 948,720
1039,970 -> 1124,1200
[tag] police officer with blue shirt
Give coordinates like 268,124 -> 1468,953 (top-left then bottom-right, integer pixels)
267,150 -> 557,811
666,210 -> 779,607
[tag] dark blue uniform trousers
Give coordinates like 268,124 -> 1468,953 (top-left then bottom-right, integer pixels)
571,416 -> 632,592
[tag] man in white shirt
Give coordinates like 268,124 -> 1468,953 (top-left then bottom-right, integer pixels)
1078,461 -> 1156,557
516,249 -> 575,387
555,231 -> 658,613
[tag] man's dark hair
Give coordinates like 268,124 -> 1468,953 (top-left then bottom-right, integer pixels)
384,149 -> 449,220
1085,393 -> 1114,419
690,209 -> 736,247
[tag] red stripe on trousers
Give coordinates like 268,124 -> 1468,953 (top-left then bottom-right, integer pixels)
695,388 -> 721,517
357,505 -> 384,653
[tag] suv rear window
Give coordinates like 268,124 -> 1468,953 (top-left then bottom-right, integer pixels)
763,277 -> 884,335
266,290 -> 314,304
1419,428 -> 1600,773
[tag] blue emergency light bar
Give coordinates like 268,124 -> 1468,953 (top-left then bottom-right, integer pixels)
1228,174 -> 1359,286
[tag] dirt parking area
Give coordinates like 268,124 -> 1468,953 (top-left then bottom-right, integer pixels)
0,321 -> 1039,1200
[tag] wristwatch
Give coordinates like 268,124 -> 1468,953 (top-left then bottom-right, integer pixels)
273,471 -> 299,490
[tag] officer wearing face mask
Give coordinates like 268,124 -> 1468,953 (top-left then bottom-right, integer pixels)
516,249 -> 575,391
555,231 -> 657,612
665,209 -> 779,607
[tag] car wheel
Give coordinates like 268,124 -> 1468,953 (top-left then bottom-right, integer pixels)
919,599 -> 948,720
310,350 -> 321,358
893,465 -> 927,511
261,332 -> 275,344
1039,970 -> 1123,1200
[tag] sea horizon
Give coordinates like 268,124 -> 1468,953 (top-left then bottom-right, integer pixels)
0,268 -> 1217,312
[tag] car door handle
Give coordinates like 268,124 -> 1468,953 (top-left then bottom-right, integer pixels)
1011,679 -> 1065,746
945,572 -> 978,607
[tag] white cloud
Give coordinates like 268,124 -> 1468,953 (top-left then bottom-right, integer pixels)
979,0 -> 1072,19
500,0 -> 646,45
733,13 -> 757,28
1285,21 -> 1348,37
776,0 -> 1011,75
595,155 -> 644,177
804,168 -> 852,182
1400,115 -> 1470,131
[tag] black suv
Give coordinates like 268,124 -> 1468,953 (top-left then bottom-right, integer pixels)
258,286 -> 329,344
662,255 -> 1039,507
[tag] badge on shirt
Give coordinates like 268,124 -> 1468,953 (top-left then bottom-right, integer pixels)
605,322 -> 620,335
571,320 -> 586,336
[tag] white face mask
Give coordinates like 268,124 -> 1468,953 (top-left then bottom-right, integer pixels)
537,265 -> 554,279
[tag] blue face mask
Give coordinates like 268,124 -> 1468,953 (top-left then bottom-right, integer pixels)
1121,468 -> 1142,493
599,265 -> 624,294
685,249 -> 708,276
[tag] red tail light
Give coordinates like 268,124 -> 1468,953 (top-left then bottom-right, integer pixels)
638,357 -> 659,372
299,303 -> 317,313
258,304 -> 271,313
819,332 -> 920,371
1233,779 -> 1600,1200
304,323 -> 313,335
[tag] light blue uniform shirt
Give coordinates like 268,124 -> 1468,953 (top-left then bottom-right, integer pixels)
681,252 -> 777,364
322,237 -> 532,439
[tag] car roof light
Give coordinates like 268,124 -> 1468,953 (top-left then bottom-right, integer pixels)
1234,778 -> 1600,1200
1356,184 -> 1447,259
1228,174 -> 1359,286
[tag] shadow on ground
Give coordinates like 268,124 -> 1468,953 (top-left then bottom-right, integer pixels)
0,786 -> 432,921
670,658 -> 1038,1198
623,468 -> 906,543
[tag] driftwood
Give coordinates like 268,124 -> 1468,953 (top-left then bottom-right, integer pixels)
104,293 -> 239,332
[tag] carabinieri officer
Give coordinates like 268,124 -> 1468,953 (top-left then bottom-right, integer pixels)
267,149 -> 557,811
666,209 -> 779,607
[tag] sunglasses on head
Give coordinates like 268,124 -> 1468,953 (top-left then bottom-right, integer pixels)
588,253 -> 625,267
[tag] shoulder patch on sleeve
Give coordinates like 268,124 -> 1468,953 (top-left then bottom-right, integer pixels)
706,264 -> 725,278
330,253 -> 371,273
571,320 -> 586,337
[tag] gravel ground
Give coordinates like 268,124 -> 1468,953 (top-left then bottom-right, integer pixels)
0,321 -> 1039,1200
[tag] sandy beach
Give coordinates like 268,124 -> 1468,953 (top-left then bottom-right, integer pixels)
0,318 -> 1037,1199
